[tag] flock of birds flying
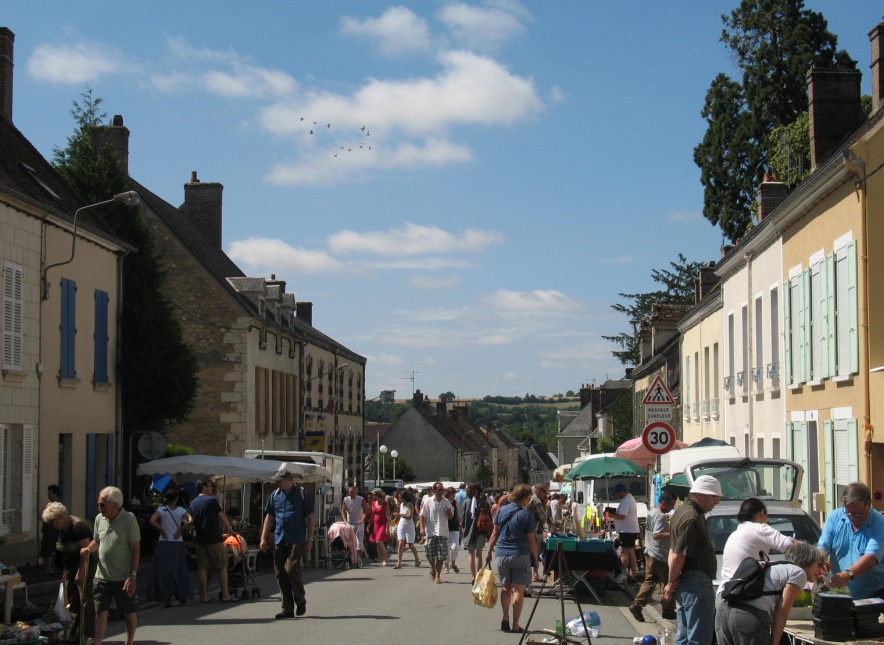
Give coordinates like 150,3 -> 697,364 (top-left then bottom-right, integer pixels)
299,118 -> 373,157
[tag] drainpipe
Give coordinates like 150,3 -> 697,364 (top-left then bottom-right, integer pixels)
744,252 -> 754,457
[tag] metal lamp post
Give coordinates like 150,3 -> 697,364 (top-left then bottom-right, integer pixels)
380,444 -> 388,479
391,449 -> 398,480
42,191 -> 141,299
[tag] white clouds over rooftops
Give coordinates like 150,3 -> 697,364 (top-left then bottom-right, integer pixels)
28,41 -> 126,84
328,222 -> 503,256
227,238 -> 343,274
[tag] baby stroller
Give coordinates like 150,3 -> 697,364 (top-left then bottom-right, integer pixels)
321,521 -> 360,569
223,533 -> 260,599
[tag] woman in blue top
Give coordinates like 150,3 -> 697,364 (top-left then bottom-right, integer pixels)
485,483 -> 540,634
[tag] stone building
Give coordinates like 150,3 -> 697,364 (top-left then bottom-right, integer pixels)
96,117 -> 366,489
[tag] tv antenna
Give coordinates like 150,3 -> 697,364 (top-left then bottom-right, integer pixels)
400,371 -> 420,396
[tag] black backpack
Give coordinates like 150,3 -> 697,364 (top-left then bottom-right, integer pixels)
720,552 -> 788,602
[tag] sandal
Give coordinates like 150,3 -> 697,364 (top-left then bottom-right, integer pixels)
500,620 -> 510,632
414,559 -> 421,568
393,564 -> 402,569
451,564 -> 459,573
510,627 -> 524,633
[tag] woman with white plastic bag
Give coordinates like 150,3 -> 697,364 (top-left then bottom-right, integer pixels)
42,501 -> 95,643
484,483 -> 539,634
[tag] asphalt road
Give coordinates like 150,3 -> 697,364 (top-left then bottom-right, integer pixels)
88,553 -> 669,645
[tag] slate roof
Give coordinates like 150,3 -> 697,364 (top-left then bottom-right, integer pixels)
558,405 -> 595,437
0,116 -> 126,248
128,177 -> 365,363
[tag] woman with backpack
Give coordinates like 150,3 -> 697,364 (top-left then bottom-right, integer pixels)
463,483 -> 493,579
717,498 -> 794,594
714,541 -> 824,645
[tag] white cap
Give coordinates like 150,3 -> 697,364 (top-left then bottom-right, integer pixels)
689,475 -> 722,497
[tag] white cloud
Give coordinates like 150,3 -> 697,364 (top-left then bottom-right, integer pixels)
329,222 -> 504,256
365,353 -> 405,366
341,6 -> 432,56
550,85 -> 566,103
226,238 -> 344,273
150,37 -> 297,99
670,209 -> 700,223
409,274 -> 462,289
437,0 -> 529,51
485,289 -> 580,313
258,50 -> 543,137
28,41 -> 124,84
203,64 -> 297,99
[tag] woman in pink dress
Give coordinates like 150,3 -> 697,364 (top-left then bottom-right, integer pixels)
369,489 -> 390,566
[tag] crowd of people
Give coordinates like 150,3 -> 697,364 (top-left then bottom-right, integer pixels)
37,474 -> 884,645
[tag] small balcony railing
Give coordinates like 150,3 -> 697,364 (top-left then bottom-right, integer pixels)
724,376 -> 733,397
710,398 -> 720,420
736,371 -> 748,394
767,361 -> 780,391
692,401 -> 700,421
701,399 -> 710,421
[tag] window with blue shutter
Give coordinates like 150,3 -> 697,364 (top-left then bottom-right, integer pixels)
60,278 -> 77,378
93,290 -> 109,383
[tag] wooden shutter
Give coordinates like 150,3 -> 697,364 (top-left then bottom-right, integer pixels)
2,262 -> 23,370
847,242 -> 858,374
60,278 -> 77,378
21,425 -> 34,532
783,282 -> 792,384
823,420 -> 834,514
801,269 -> 810,383
93,290 -> 109,383
847,419 -> 859,482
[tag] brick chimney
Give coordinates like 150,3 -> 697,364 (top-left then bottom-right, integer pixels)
756,172 -> 788,221
93,114 -> 130,175
694,262 -> 719,304
0,27 -> 13,122
871,21 -> 884,113
180,171 -> 223,247
436,401 -> 447,418
806,59 -> 866,171
296,301 -> 313,326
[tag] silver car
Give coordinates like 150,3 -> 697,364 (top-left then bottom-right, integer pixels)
683,457 -> 822,585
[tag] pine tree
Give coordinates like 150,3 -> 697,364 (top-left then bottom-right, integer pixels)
53,89 -> 198,440
603,254 -> 706,366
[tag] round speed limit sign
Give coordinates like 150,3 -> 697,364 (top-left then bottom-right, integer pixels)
641,421 -> 676,455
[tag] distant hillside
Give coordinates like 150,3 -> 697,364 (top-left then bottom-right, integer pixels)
365,396 -> 580,451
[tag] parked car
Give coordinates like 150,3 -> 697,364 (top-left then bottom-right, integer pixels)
683,456 -> 822,585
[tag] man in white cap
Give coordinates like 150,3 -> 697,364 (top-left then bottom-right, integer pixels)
662,475 -> 721,645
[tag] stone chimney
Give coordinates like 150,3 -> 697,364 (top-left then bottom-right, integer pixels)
756,172 -> 788,221
93,114 -> 130,175
0,27 -> 13,122
412,389 -> 425,409
436,401 -> 447,418
180,171 -> 223,248
806,59 -> 866,170
579,383 -> 594,410
872,21 -> 884,113
296,301 -> 313,326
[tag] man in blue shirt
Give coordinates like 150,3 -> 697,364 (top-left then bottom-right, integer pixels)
260,467 -> 315,618
818,481 -> 884,599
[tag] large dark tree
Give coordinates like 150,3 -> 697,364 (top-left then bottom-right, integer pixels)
53,90 -> 198,438
695,0 -> 839,241
603,254 -> 706,366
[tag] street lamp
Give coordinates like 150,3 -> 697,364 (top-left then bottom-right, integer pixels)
42,191 -> 141,299
391,449 -> 398,480
380,444 -> 388,479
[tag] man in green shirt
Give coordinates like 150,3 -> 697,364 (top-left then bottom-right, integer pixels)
81,486 -> 140,645
662,475 -> 721,645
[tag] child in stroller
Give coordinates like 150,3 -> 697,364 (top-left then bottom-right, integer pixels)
223,533 -> 259,599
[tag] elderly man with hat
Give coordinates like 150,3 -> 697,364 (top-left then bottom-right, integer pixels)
662,475 -> 721,645
260,466 -> 315,618
612,483 -> 640,583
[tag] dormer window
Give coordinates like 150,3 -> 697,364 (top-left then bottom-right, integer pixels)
19,162 -> 62,202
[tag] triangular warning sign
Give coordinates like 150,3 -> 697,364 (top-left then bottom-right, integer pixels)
642,375 -> 676,406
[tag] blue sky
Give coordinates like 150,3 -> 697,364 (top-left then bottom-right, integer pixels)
4,2 -> 881,400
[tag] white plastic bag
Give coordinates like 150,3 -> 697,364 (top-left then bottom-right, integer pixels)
566,610 -> 600,637
54,582 -> 73,623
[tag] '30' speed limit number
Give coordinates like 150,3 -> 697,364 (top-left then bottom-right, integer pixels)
641,421 -> 676,455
